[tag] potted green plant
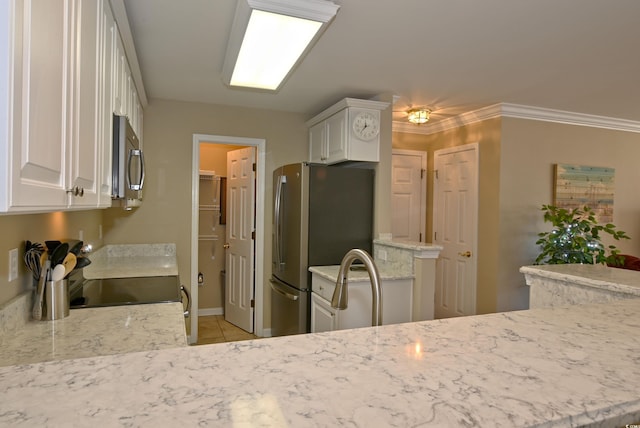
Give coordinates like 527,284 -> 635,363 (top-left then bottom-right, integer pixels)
535,204 -> 630,265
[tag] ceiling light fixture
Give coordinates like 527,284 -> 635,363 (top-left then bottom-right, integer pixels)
407,108 -> 431,124
222,0 -> 340,91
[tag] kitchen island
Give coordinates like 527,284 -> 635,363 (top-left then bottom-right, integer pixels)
521,264 -> 640,308
0,298 -> 638,426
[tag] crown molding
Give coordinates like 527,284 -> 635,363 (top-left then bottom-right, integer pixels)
392,103 -> 640,135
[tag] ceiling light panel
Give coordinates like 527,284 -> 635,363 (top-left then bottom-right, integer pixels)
222,0 -> 339,91
230,10 -> 321,90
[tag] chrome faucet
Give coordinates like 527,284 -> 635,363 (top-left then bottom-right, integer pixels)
331,249 -> 383,327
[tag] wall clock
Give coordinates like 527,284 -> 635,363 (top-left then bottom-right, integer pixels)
352,111 -> 380,141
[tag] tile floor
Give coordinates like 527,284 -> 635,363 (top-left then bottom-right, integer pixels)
196,315 -> 258,345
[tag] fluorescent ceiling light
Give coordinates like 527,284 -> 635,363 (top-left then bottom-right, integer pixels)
222,0 -> 340,91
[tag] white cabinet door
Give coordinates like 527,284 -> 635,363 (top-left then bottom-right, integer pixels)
111,25 -> 142,138
112,34 -> 127,117
10,0 -> 72,209
69,0 -> 101,207
311,293 -> 337,333
325,109 -> 348,164
309,109 -> 347,164
98,0 -> 115,207
308,121 -> 326,163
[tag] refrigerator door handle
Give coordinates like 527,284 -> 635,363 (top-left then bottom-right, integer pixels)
269,279 -> 299,301
274,175 -> 287,270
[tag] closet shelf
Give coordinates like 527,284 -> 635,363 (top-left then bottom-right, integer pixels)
198,235 -> 219,241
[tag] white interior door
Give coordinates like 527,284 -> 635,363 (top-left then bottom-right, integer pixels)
433,143 -> 478,318
391,149 -> 427,242
225,147 -> 256,332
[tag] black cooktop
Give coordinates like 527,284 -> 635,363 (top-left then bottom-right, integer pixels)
69,275 -> 181,308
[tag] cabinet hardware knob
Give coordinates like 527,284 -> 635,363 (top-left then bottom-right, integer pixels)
223,243 -> 230,249
66,186 -> 83,196
458,251 -> 472,258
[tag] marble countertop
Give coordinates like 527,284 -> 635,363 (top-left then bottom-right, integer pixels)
83,243 -> 178,279
374,238 -> 443,252
520,264 -> 640,297
0,303 -> 187,368
309,262 -> 413,282
1,298 -> 639,426
0,243 -> 187,368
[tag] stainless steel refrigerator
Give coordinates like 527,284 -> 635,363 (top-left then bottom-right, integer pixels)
270,163 -> 374,336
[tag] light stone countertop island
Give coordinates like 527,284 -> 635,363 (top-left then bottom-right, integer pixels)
0,298 -> 639,427
521,264 -> 640,308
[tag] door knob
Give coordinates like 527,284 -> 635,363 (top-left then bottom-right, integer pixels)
223,243 -> 230,249
458,251 -> 471,258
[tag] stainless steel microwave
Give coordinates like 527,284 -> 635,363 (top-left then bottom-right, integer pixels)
112,114 -> 145,210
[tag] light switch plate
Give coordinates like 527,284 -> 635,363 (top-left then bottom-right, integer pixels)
8,248 -> 18,281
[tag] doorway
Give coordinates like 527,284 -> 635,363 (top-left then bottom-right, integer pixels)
190,134 -> 266,344
433,143 -> 478,319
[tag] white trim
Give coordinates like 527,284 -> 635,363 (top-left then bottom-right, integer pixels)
198,307 -> 224,317
191,134 -> 266,344
306,97 -> 390,127
393,103 -> 640,135
391,149 -> 427,243
248,0 -> 340,22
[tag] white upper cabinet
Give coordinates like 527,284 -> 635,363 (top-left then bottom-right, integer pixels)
309,109 -> 347,164
307,98 -> 389,165
112,32 -> 142,138
0,0 -> 143,212
70,0 -> 102,207
98,0 -> 116,207
3,0 -> 72,211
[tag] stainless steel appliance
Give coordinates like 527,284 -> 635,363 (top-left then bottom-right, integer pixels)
270,163 -> 374,336
112,114 -> 145,210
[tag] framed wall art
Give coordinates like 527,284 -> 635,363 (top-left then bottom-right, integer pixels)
553,163 -> 615,223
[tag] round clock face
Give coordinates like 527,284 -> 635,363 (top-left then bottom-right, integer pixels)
352,112 -> 380,141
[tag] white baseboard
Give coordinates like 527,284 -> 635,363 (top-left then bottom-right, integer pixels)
198,307 -> 223,317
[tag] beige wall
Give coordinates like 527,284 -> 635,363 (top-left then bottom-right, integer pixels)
498,118 -> 640,311
0,210 -> 103,305
393,118 -> 502,314
102,98 -> 309,330
393,116 -> 640,315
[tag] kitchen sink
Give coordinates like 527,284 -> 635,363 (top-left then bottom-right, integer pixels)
70,275 -> 182,308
